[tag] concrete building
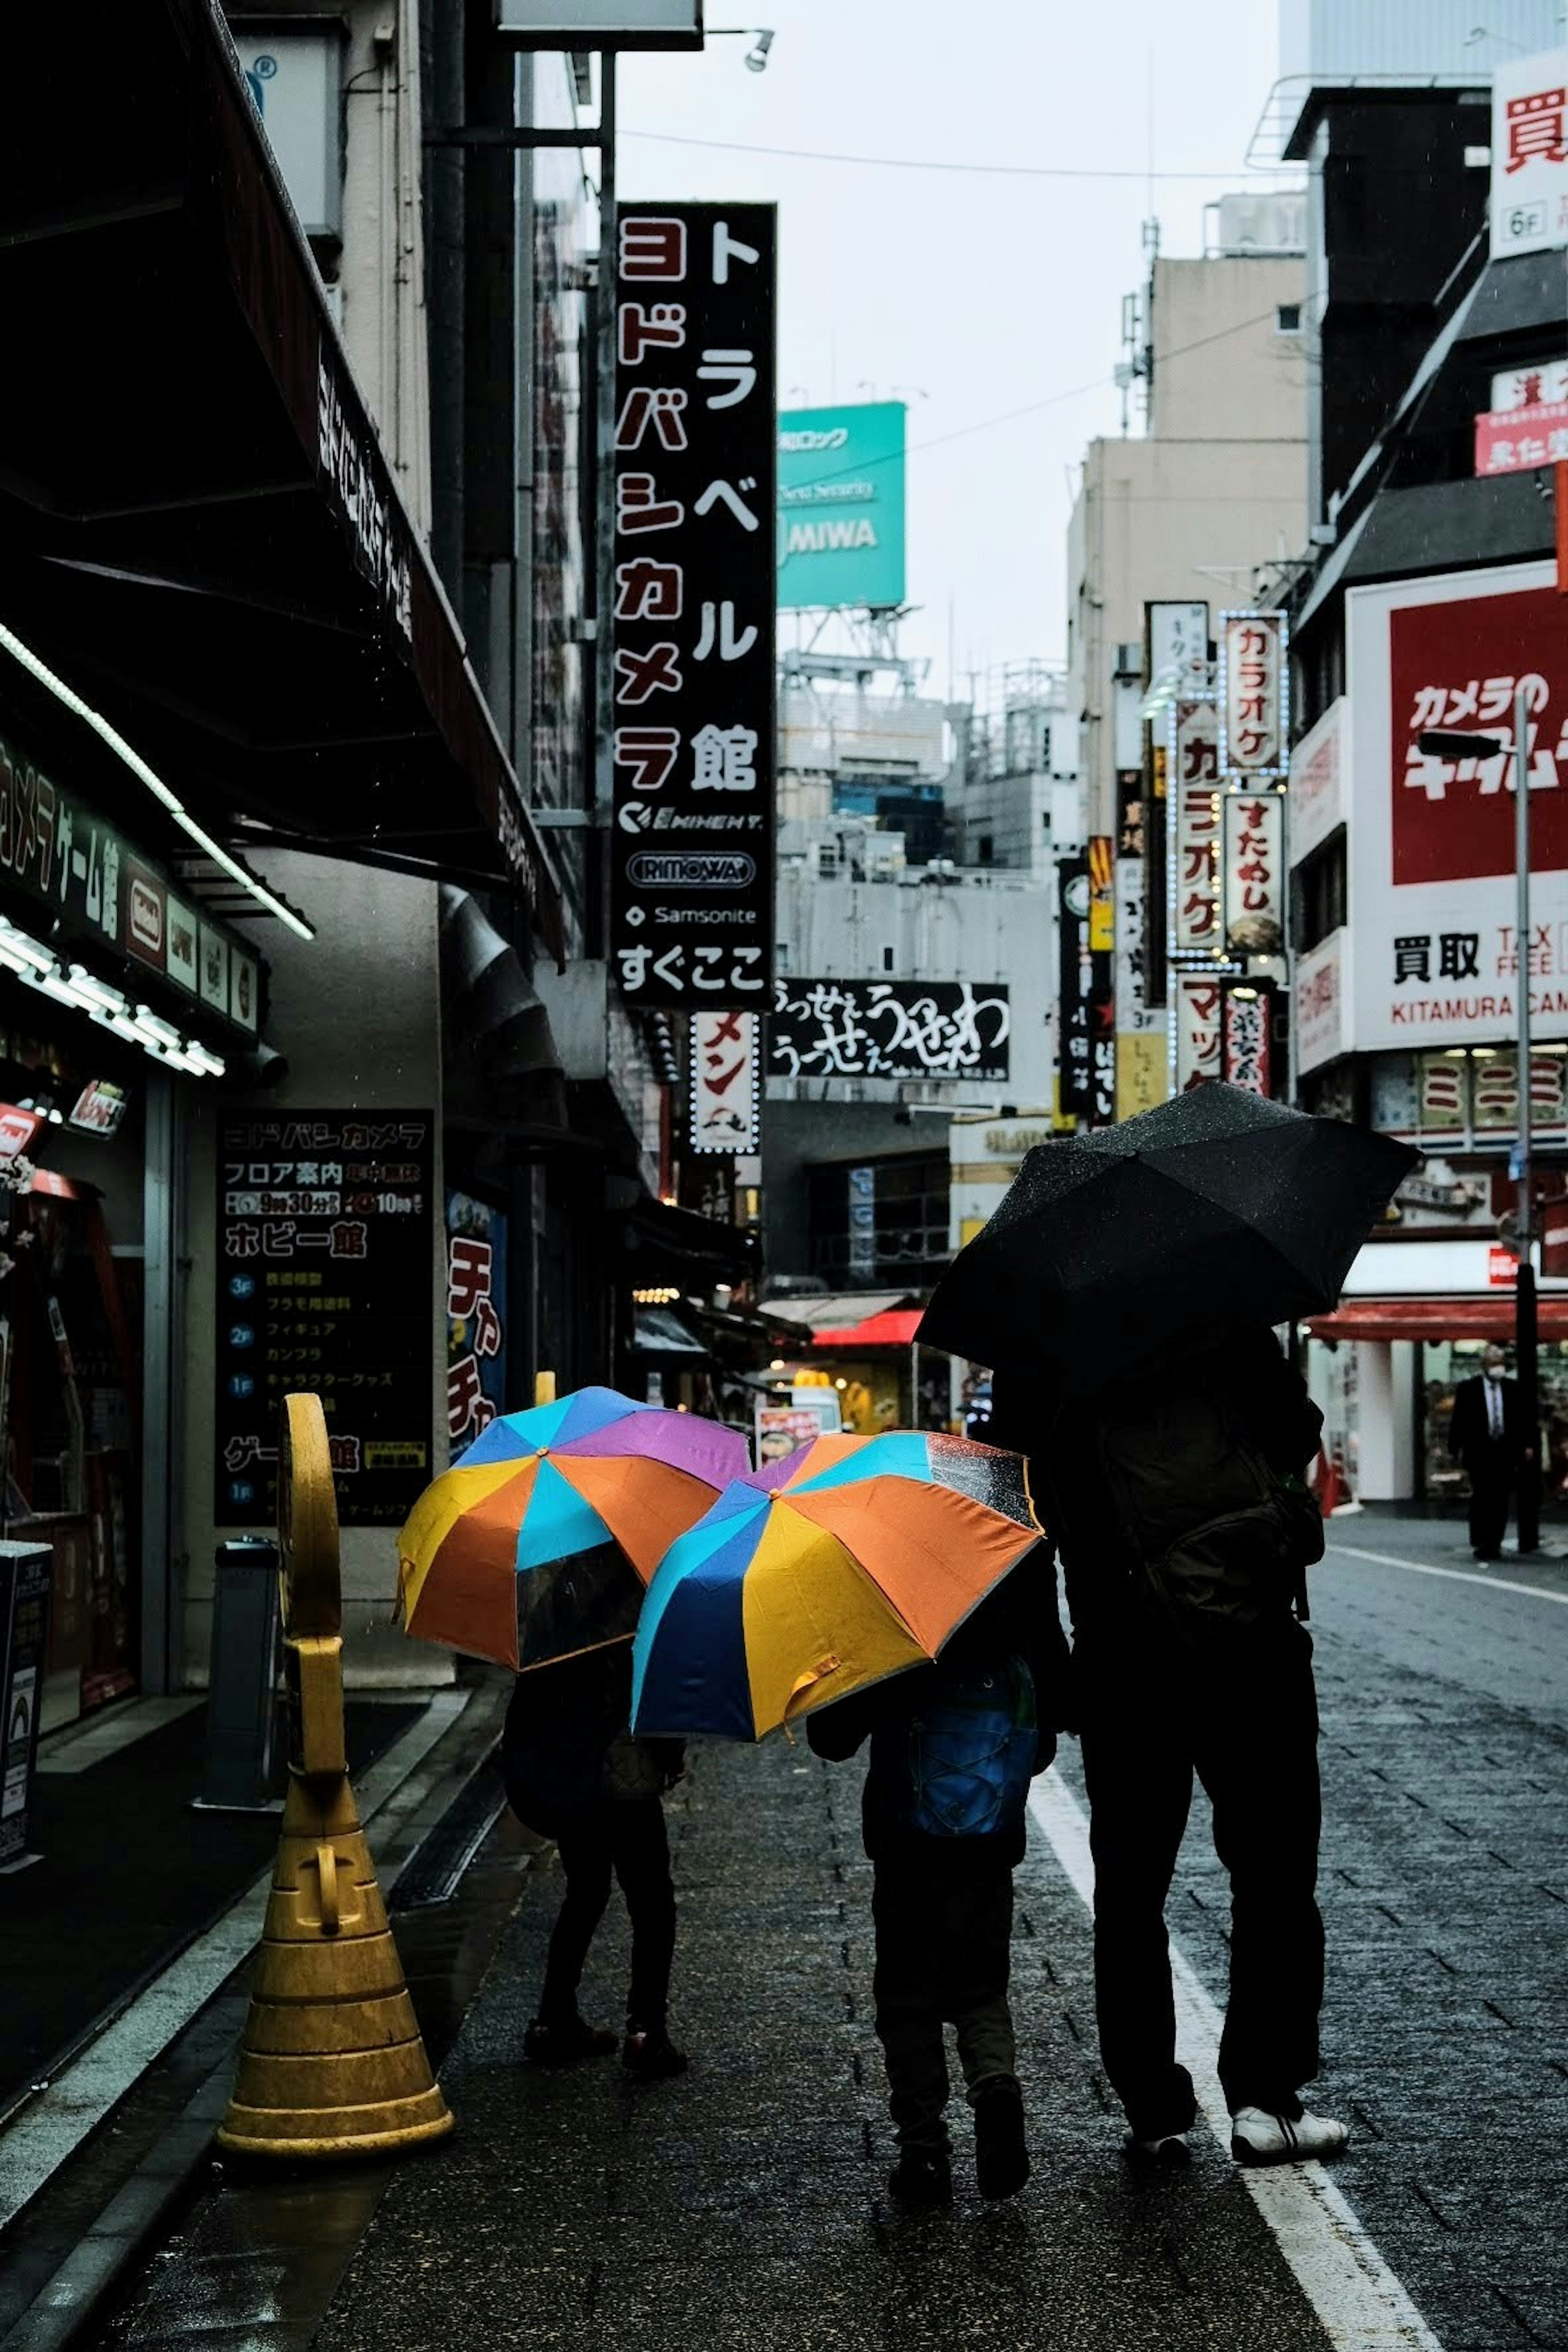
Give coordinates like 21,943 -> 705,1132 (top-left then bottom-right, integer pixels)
948,665 -> 1080,880
1066,197 -> 1310,844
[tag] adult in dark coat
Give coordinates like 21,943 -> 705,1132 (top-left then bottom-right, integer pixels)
1448,1344 -> 1530,1561
991,1325 -> 1346,2170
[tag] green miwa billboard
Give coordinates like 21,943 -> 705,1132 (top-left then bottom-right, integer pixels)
776,401 -> 906,611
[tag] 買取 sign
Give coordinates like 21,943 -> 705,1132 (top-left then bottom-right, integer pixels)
1490,48 -> 1568,260
776,403 -> 906,611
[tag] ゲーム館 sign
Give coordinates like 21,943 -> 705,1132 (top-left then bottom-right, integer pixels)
777,403 -> 906,611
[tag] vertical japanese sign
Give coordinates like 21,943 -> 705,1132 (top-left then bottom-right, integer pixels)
847,1164 -> 876,1278
1057,857 -> 1091,1115
1221,985 -> 1272,1096
1222,793 -> 1285,953
216,1114 -> 434,1528
1169,699 -> 1221,954
1219,611 -> 1288,780
611,203 -> 777,1009
0,1546 -> 50,1866
447,1194 -> 508,1461
1490,48 -> 1568,261
1174,971 -> 1225,1092
1087,835 -> 1116,1127
1147,600 -> 1209,695
690,1009 -> 760,1151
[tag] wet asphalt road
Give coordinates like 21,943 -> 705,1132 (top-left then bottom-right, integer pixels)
89,1511 -> 1567,2352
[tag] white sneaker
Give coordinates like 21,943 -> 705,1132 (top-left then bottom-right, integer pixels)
1122,2128 -> 1190,2164
1230,2105 -> 1349,2165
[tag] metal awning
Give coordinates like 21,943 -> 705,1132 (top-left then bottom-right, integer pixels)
632,1306 -> 713,1360
0,0 -> 563,955
1306,1299 -> 1568,1342
759,1291 -> 918,1334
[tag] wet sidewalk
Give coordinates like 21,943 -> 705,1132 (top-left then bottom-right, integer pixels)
1,1697 -> 422,2120
100,1736 -> 1332,2352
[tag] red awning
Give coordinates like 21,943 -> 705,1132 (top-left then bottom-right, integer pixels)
1306,1298 -> 1568,1342
812,1309 -> 924,1348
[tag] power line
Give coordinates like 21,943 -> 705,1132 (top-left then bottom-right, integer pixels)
619,127 -> 1286,184
789,307 -> 1290,494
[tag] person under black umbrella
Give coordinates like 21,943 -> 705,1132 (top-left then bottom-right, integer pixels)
933,1085 -> 1416,2169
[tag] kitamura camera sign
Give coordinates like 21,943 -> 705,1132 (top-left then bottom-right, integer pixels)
1345,561 -> 1568,1056
610,203 -> 777,1010
776,402 -> 906,611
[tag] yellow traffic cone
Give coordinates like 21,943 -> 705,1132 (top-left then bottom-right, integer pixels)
218,1394 -> 453,2159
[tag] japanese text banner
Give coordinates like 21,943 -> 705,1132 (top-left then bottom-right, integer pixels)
610,202 -> 777,1010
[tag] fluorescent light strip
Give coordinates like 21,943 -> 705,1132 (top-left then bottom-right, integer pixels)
0,619 -> 315,942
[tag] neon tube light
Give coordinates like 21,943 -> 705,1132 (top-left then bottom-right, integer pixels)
0,619 -> 316,942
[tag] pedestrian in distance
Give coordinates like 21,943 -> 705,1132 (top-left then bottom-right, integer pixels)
502,1642 -> 689,2078
807,1552 -> 1071,2211
992,1325 -> 1349,2170
1449,1344 -> 1531,1561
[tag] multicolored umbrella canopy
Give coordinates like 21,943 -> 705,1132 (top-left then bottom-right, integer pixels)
396,1388 -> 749,1673
631,1430 -> 1042,1742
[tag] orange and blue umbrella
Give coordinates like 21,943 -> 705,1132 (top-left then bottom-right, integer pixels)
631,1430 -> 1042,1741
396,1387 -> 749,1673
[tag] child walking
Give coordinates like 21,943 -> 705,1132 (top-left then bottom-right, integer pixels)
502,1642 -> 689,2078
808,1554 -> 1067,2208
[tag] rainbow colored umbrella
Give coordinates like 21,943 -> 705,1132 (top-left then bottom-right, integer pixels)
631,1430 -> 1042,1741
396,1388 -> 749,1673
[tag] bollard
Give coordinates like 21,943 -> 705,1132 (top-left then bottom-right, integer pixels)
195,1536 -> 281,1812
218,1393 -> 453,2159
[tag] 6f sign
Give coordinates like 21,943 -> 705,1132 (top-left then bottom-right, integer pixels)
610,203 -> 777,1010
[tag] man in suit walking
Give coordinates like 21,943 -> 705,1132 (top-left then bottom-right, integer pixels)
1449,1345 -> 1530,1561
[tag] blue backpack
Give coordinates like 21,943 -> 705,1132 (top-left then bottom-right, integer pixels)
870,1656 -> 1038,1840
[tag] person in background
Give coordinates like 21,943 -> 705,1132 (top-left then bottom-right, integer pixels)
502,1642 -> 688,2078
808,1552 -> 1070,2211
993,1326 -> 1346,2170
1449,1343 -> 1530,1562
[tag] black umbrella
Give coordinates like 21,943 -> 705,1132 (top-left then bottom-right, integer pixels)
918,1084 -> 1417,1390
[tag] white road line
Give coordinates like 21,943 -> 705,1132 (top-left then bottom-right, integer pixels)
1027,1773 -> 1443,2352
38,1696 -> 205,1775
0,1689 -> 468,2231
1326,1542 -> 1568,1607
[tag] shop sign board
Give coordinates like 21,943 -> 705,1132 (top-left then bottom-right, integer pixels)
1085,836 -> 1116,1125
0,1543 -> 51,1866
68,1080 -> 129,1138
1174,969 -> 1227,1091
755,1403 -> 822,1465
1475,399 -> 1568,476
1147,601 -> 1209,696
0,1104 -> 42,1159
846,1163 -> 876,1278
1058,856 -> 1091,1114
1493,360 -> 1568,410
496,0 -> 704,43
776,402 -> 906,611
1169,698 -> 1221,955
1288,698 -> 1346,868
690,1009 -> 760,1151
1221,985 -> 1272,1096
1219,611 -> 1288,780
1222,791 -> 1285,955
1345,562 -> 1568,1056
0,724 -> 258,1038
610,203 -> 777,1010
446,1193 -> 508,1462
1490,48 -> 1568,261
215,1111 -> 435,1528
1295,929 -> 1349,1076
768,979 -> 1010,1082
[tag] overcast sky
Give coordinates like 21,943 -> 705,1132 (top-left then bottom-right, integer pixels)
619,0 -> 1294,697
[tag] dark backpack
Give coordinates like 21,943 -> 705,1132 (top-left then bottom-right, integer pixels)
869,1656 -> 1039,1840
1092,1384 -> 1323,1642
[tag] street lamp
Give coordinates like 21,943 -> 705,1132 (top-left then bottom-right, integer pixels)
1418,684 -> 1539,1552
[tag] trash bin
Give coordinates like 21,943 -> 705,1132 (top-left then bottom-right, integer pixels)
0,1541 -> 53,1868
196,1536 -> 281,1811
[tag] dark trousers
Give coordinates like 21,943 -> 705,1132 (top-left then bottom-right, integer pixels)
871,1852 -> 1018,2154
1077,1615 -> 1323,2135
540,1799 -> 675,2033
1465,1456 -> 1512,1556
